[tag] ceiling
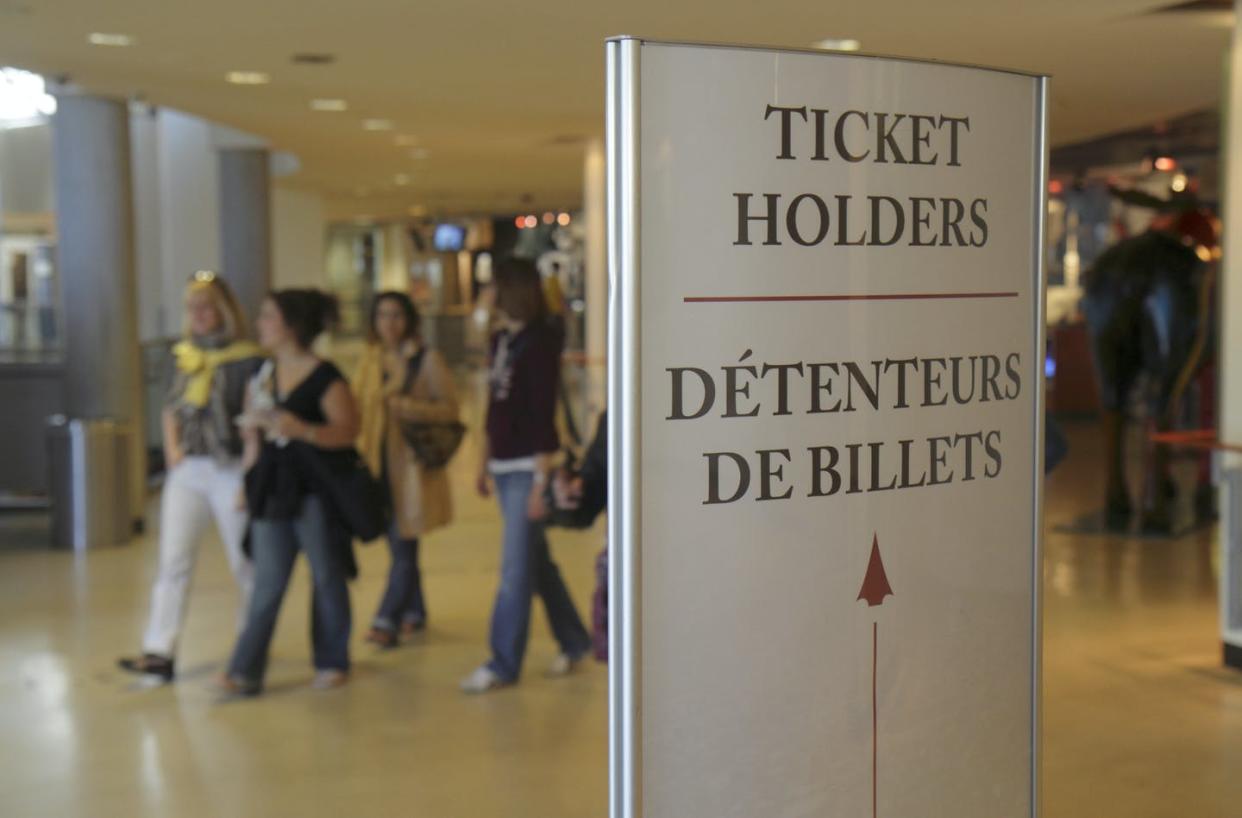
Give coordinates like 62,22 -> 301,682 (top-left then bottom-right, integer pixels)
0,0 -> 1232,220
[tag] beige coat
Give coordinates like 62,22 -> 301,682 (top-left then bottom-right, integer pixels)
354,341 -> 458,539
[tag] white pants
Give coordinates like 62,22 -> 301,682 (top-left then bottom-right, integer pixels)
142,456 -> 254,656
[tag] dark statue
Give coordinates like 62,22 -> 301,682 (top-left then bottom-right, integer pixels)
1080,193 -> 1217,533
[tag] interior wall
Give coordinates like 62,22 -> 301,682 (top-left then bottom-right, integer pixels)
379,222 -> 412,291
154,108 -> 220,336
0,121 -> 53,220
583,138 -> 607,419
272,186 -> 327,290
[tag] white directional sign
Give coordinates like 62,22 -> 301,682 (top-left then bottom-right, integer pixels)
607,39 -> 1046,818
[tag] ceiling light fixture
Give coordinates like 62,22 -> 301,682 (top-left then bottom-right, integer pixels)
410,147 -> 430,160
394,134 -> 418,147
226,71 -> 270,85
310,98 -> 347,112
813,38 -> 862,52
1154,155 -> 1177,172
394,173 -> 411,185
292,53 -> 336,65
363,118 -> 393,131
88,32 -> 134,47
0,67 -> 56,122
557,212 -> 571,226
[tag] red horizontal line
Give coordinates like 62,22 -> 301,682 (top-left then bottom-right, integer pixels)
684,292 -> 1019,303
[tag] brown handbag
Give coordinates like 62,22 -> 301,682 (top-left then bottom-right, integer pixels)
396,348 -> 466,469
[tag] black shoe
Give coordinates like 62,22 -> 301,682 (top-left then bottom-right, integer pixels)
118,653 -> 175,682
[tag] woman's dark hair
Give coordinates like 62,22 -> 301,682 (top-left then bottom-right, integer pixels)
494,257 -> 547,325
368,291 -> 421,344
267,289 -> 340,349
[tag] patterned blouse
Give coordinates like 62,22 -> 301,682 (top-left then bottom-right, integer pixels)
165,336 -> 263,463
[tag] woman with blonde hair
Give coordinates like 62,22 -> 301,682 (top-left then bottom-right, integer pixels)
118,271 -> 264,682
354,291 -> 459,646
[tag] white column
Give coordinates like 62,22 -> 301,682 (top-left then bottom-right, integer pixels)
583,138 -> 608,419
1220,10 -> 1242,669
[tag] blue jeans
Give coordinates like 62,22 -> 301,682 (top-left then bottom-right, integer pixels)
227,496 -> 352,685
372,525 -> 425,631
486,470 -> 591,682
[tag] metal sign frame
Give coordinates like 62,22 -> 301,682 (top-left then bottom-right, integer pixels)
606,36 -> 1048,818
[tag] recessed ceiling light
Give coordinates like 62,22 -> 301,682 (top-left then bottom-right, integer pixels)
394,173 -> 411,185
226,71 -> 270,85
88,32 -> 134,47
363,118 -> 393,131
410,147 -> 430,160
310,98 -> 347,112
292,53 -> 335,65
394,134 -> 418,147
813,38 -> 862,52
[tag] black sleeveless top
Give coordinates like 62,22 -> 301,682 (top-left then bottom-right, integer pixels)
248,360 -> 346,520
278,360 -> 342,424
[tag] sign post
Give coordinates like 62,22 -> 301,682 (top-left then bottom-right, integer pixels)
607,38 -> 1047,818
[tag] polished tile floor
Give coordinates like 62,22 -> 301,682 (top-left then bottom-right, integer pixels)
1,417 -> 1240,817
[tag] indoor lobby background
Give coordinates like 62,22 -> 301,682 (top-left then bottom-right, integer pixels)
1,1 -> 1242,816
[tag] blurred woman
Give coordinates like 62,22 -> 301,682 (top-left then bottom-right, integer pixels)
354,292 -> 459,647
460,258 -> 592,694
219,289 -> 360,695
118,272 -> 263,682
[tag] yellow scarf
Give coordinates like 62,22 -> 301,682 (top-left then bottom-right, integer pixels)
173,339 -> 263,408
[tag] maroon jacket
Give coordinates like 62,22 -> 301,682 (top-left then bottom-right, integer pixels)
485,320 -> 562,460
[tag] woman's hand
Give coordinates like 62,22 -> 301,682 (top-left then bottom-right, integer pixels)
476,468 -> 492,498
526,483 -> 548,521
267,410 -> 308,441
552,470 -> 584,510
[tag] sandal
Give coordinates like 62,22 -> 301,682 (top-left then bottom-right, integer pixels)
399,618 -> 426,638
364,627 -> 398,649
212,673 -> 261,697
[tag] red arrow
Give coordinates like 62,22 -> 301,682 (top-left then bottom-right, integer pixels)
857,533 -> 893,818
857,533 -> 894,607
